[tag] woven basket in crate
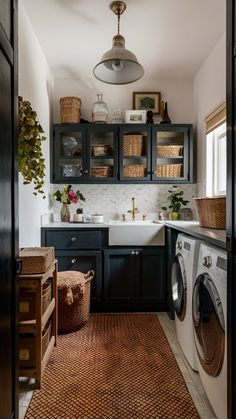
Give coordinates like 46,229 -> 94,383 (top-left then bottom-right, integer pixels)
194,196 -> 226,229
156,163 -> 182,178
157,145 -> 183,157
58,270 -> 94,334
19,247 -> 55,274
91,166 -> 113,177
123,164 -> 146,177
123,134 -> 143,156
60,97 -> 81,123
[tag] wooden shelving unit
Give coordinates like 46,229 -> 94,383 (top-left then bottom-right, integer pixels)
19,260 -> 58,388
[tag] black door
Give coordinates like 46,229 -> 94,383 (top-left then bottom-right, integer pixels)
226,1 -> 236,417
0,1 -> 18,418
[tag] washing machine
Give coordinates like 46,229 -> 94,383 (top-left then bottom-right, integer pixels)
192,242 -> 227,419
171,233 -> 201,371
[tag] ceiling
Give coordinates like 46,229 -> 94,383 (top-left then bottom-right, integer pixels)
21,0 -> 226,81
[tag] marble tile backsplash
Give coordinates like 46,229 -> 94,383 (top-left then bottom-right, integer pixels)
52,184 -> 198,222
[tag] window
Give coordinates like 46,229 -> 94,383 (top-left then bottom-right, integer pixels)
205,100 -> 226,197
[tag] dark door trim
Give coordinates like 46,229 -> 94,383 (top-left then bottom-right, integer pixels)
226,0 -> 236,417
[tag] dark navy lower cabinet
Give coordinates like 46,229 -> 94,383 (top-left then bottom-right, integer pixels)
103,247 -> 166,312
41,227 -> 167,312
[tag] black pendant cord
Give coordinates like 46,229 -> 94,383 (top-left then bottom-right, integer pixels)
117,10 -> 120,35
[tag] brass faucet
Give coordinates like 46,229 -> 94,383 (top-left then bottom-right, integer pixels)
128,197 -> 139,221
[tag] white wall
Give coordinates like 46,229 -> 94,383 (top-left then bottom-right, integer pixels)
53,78 -> 194,124
19,1 -> 54,246
193,33 -> 226,194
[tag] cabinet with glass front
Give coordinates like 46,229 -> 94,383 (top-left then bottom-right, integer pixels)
51,123 -> 193,184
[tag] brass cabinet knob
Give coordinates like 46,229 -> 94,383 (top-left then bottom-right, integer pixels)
71,237 -> 76,242
131,251 -> 135,255
135,251 -> 139,256
71,258 -> 76,264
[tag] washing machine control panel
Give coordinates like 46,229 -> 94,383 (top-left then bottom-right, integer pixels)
202,255 -> 212,268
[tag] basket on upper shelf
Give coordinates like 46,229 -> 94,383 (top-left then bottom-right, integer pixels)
157,145 -> 183,157
123,134 -> 144,156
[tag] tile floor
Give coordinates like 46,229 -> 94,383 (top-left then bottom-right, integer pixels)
19,313 -> 216,419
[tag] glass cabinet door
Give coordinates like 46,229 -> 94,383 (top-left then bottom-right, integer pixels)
53,125 -> 87,182
152,125 -> 192,182
87,125 -> 118,182
119,126 -> 151,181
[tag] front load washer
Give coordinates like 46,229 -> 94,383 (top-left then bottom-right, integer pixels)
192,242 -> 227,419
171,233 -> 201,371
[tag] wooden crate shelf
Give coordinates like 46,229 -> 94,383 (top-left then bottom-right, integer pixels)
19,259 -> 58,388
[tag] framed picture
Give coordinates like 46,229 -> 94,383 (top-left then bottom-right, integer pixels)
133,92 -> 161,115
125,110 -> 146,124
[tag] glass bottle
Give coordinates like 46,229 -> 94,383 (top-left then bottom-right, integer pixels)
112,107 -> 124,124
92,93 -> 108,123
160,101 -> 171,124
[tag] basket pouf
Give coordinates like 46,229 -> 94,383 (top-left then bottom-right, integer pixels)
57,270 -> 94,334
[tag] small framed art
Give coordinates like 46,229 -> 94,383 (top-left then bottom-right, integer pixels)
125,110 -> 146,124
133,92 -> 161,115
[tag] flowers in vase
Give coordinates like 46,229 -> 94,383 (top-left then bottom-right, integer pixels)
53,185 -> 85,205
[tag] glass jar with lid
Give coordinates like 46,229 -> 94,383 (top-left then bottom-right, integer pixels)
92,93 -> 108,123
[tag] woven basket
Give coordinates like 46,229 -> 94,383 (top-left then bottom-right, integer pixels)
60,97 -> 81,123
58,270 -> 94,334
156,164 -> 182,178
157,145 -> 183,157
123,134 -> 143,156
91,166 -> 113,177
91,144 -> 113,156
194,196 -> 226,229
123,164 -> 146,177
19,247 -> 55,274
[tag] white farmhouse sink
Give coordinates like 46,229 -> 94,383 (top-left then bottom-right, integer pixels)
108,220 -> 165,246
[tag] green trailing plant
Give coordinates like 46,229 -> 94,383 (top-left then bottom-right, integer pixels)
161,185 -> 189,213
18,96 -> 46,197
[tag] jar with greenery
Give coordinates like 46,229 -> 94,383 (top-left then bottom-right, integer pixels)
161,185 -> 189,220
18,97 -> 46,197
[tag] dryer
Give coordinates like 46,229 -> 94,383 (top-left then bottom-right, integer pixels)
171,233 -> 201,371
192,242 -> 227,419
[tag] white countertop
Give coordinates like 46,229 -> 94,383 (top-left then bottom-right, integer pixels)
42,219 -> 226,247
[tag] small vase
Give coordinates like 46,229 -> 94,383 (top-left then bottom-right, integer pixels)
171,212 -> 179,220
61,203 -> 70,222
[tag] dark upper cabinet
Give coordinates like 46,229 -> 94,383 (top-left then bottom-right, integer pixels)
51,123 -> 193,184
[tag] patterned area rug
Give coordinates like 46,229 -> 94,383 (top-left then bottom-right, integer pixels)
25,314 -> 200,418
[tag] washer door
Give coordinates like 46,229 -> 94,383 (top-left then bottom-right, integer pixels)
171,254 -> 187,321
192,273 -> 225,377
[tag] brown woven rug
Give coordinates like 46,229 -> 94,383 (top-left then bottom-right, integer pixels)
25,314 -> 200,418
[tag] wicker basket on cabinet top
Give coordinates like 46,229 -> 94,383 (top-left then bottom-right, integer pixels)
60,97 -> 81,123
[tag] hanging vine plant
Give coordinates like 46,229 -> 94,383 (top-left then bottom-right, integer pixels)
18,96 -> 46,197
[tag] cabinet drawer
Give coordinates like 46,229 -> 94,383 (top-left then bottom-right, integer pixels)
45,230 -> 102,250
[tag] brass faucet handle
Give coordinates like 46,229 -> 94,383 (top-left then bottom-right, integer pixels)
142,214 -> 146,221
121,214 -> 126,221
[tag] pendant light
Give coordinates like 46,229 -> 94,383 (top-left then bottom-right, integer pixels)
93,1 -> 144,85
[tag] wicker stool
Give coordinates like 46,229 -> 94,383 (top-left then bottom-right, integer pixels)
57,270 -> 94,334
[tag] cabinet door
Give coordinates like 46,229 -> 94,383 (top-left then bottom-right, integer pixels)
87,125 -> 118,182
103,249 -> 138,303
138,248 -> 166,304
56,251 -> 102,304
151,125 -> 193,183
52,124 -> 87,183
119,125 -> 151,181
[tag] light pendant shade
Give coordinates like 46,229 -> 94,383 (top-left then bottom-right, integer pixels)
93,1 -> 144,85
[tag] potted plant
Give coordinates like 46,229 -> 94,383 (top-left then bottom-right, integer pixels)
161,185 -> 189,220
53,184 -> 85,222
18,97 -> 46,197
